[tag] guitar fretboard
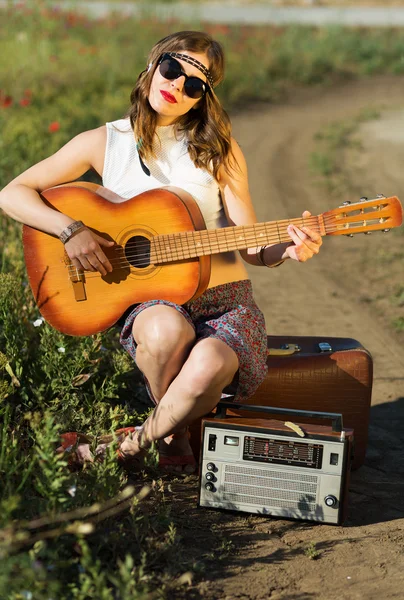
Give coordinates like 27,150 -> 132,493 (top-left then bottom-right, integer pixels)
150,216 -> 325,263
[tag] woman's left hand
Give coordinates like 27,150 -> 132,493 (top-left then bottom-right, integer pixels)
284,210 -> 323,262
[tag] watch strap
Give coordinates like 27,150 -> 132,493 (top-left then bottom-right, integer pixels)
59,220 -> 85,244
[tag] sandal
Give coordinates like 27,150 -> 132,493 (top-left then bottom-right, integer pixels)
56,432 -> 94,468
158,429 -> 197,474
56,428 -> 143,468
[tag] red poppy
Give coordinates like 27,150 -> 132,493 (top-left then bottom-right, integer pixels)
24,89 -> 33,97
1,95 -> 12,108
19,97 -> 31,107
48,121 -> 60,133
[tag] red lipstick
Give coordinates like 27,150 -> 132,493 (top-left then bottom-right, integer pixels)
160,90 -> 177,103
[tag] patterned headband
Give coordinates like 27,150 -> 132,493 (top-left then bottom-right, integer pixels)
165,51 -> 215,89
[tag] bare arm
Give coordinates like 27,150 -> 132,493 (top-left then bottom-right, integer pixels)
218,138 -> 322,266
0,126 -> 106,234
0,126 -> 114,275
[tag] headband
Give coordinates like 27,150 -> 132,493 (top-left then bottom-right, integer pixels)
164,51 -> 215,89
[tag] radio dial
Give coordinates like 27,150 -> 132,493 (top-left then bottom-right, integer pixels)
205,472 -> 215,481
206,462 -> 216,472
205,482 -> 215,492
324,495 -> 338,508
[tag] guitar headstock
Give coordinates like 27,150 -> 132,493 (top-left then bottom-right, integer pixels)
323,195 -> 403,236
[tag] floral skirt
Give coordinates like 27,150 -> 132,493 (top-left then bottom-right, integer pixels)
119,279 -> 268,402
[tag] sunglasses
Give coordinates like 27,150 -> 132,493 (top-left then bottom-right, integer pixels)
158,53 -> 209,99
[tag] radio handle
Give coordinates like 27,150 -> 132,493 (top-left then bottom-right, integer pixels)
216,402 -> 344,433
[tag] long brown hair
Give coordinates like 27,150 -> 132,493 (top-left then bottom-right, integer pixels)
127,31 -> 236,180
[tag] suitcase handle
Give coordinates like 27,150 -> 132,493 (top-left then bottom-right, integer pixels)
216,402 -> 344,433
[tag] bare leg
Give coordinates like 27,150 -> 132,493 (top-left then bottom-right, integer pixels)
132,304 -> 196,401
121,336 -> 239,457
132,304 -> 198,470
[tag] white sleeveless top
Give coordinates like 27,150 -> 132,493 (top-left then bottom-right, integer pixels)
102,118 -> 228,231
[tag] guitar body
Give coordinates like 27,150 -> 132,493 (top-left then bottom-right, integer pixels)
23,184 -> 210,336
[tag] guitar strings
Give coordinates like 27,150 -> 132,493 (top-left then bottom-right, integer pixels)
63,220 -> 343,265
64,226 -> 354,278
64,214 -> 340,270
64,220 -> 348,278
91,217 -> 329,260
65,223 -> 353,273
66,220 -> 327,267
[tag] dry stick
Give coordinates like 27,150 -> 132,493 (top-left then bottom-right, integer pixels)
0,485 -> 151,554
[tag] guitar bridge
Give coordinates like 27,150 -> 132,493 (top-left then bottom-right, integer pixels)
67,258 -> 87,302
71,277 -> 87,302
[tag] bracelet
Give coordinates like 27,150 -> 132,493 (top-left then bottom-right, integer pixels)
59,220 -> 85,244
259,246 -> 285,268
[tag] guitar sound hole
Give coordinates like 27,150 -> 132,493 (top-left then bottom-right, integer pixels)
124,236 -> 150,269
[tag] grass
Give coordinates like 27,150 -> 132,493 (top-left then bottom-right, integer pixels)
2,1 -> 404,596
304,542 -> 320,560
392,317 -> 404,332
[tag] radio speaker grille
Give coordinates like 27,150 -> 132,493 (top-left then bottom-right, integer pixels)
222,464 -> 318,511
225,464 -> 318,483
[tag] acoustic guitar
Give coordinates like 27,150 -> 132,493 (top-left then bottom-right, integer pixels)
22,183 -> 403,336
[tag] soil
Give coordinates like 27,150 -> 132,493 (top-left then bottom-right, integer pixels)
163,75 -> 404,600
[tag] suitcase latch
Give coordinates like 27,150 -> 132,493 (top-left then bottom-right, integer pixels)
267,343 -> 301,356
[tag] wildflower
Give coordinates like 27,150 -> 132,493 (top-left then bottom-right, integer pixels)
58,347 -> 66,353
0,95 -> 13,108
67,485 -> 77,497
19,97 -> 31,107
48,121 -> 60,133
33,317 -> 44,327
24,89 -> 32,97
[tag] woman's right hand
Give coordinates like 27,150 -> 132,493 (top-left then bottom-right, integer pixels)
64,228 -> 115,276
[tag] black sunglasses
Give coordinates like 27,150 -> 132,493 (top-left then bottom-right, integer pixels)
158,54 -> 208,99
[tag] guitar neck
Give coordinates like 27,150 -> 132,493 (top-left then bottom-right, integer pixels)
151,215 -> 325,263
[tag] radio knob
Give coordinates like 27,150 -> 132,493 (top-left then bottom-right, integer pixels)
206,462 -> 216,472
205,472 -> 215,481
324,495 -> 338,508
205,482 -> 215,492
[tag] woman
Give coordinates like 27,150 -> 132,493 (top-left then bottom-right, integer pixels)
0,31 -> 322,469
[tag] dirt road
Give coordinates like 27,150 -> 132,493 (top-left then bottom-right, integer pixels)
173,76 -> 404,600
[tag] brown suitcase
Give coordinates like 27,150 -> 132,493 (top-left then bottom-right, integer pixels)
189,335 -> 373,470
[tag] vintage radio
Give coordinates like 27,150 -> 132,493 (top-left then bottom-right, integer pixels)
198,404 -> 354,525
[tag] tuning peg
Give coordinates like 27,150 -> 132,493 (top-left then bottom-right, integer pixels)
344,234 -> 354,237
360,196 -> 368,201
382,229 -> 391,233
376,194 -> 386,198
341,201 -> 351,206
364,231 -> 372,235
